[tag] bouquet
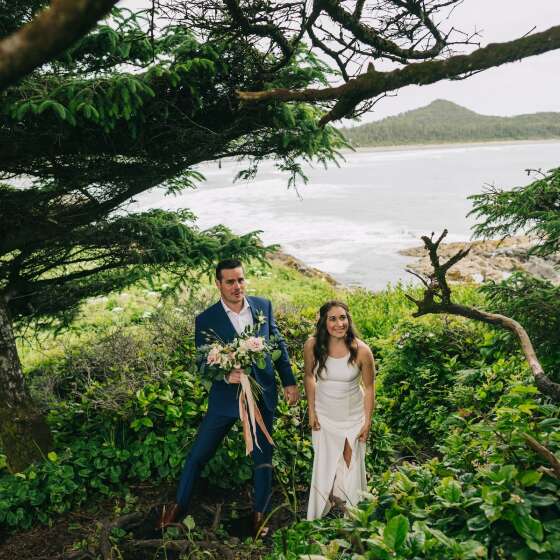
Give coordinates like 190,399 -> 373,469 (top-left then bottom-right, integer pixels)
197,314 -> 282,454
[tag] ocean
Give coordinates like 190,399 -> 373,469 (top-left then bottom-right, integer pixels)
135,141 -> 560,291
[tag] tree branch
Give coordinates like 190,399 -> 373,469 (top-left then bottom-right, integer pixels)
405,230 -> 560,402
320,0 -> 445,61
0,0 -> 119,90
223,0 -> 293,61
238,24 -> 560,125
522,433 -> 560,479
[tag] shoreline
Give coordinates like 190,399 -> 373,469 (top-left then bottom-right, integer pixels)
341,138 -> 560,154
274,235 -> 560,291
398,236 -> 560,286
269,250 -> 341,286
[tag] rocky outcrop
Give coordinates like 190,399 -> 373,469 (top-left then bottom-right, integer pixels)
400,236 -> 560,285
269,250 -> 340,286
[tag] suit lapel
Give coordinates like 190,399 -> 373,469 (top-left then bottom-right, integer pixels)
247,297 -> 266,336
209,301 -> 237,343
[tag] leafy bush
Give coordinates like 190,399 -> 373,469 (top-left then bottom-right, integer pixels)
270,338 -> 560,560
0,297 -> 399,530
376,319 -> 488,444
481,272 -> 560,377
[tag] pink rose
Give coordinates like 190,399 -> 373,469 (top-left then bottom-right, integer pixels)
207,347 -> 221,366
245,336 -> 265,352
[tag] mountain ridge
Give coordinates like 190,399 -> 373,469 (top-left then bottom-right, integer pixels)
341,100 -> 560,146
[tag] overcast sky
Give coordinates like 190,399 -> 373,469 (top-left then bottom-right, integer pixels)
362,0 -> 560,121
123,0 -> 560,120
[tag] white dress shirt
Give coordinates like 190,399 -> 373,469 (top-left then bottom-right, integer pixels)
221,298 -> 254,335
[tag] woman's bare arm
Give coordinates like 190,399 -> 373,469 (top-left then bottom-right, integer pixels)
303,337 -> 320,430
358,341 -> 376,441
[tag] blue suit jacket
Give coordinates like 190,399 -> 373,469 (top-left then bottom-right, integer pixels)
194,296 -> 296,417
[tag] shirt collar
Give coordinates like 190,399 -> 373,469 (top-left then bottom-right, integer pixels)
221,297 -> 251,315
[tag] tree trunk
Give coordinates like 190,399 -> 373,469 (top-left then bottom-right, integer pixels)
0,297 -> 52,472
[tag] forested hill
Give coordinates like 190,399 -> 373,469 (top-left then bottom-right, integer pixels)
341,99 -> 560,146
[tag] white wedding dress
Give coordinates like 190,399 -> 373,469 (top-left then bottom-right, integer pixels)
307,354 -> 367,520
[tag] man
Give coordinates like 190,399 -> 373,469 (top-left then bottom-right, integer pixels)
158,258 -> 299,535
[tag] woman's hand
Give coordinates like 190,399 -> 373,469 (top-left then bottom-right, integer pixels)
358,422 -> 370,443
308,410 -> 321,431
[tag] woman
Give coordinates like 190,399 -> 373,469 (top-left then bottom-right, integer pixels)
304,301 -> 375,520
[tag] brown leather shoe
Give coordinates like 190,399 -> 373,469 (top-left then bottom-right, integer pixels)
253,511 -> 270,538
156,503 -> 184,530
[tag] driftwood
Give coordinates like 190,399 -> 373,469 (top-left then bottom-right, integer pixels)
405,229 -> 560,402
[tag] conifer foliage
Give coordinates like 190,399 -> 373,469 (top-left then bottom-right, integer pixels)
0,4 -> 343,471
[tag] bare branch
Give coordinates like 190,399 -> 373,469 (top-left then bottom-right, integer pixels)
522,433 -> 560,479
238,24 -> 560,125
405,268 -> 431,289
0,0 -> 120,90
406,230 -> 560,402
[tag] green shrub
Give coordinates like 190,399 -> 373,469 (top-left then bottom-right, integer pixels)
481,272 -> 560,377
270,346 -> 560,560
1,298 -> 398,530
376,318 -> 487,444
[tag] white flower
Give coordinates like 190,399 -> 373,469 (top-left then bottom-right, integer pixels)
510,494 -> 524,504
144,290 -> 159,298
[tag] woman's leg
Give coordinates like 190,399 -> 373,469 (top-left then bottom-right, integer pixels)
343,438 -> 352,468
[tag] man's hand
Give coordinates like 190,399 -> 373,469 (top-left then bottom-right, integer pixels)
283,385 -> 300,405
226,368 -> 244,384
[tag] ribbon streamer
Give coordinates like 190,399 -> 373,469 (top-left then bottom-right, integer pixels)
239,372 -> 274,455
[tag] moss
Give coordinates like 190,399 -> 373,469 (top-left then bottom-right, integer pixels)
0,404 -> 52,473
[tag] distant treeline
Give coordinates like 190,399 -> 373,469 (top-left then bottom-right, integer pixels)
341,99 -> 560,146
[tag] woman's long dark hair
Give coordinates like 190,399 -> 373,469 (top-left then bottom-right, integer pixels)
313,300 -> 358,378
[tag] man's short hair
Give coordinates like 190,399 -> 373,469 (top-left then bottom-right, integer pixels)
216,259 -> 243,280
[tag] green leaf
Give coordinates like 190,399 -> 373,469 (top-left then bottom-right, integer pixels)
364,542 -> 390,560
519,470 -> 542,487
47,451 -> 58,462
489,464 -> 517,483
14,101 -> 34,120
538,418 -> 560,428
271,349 -> 281,361
436,477 -> 463,504
512,514 -> 544,542
467,515 -> 491,532
183,515 -> 195,530
544,519 -> 560,532
37,100 -> 67,120
528,494 -> 556,507
481,503 -> 503,522
383,514 -> 409,552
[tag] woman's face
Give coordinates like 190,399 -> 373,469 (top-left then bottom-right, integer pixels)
325,306 -> 349,339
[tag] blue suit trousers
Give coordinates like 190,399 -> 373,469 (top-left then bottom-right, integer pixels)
176,407 -> 274,513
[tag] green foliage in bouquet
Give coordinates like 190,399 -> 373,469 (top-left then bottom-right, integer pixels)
196,312 -> 282,393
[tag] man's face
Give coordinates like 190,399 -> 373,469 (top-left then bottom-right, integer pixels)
216,266 -> 246,305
